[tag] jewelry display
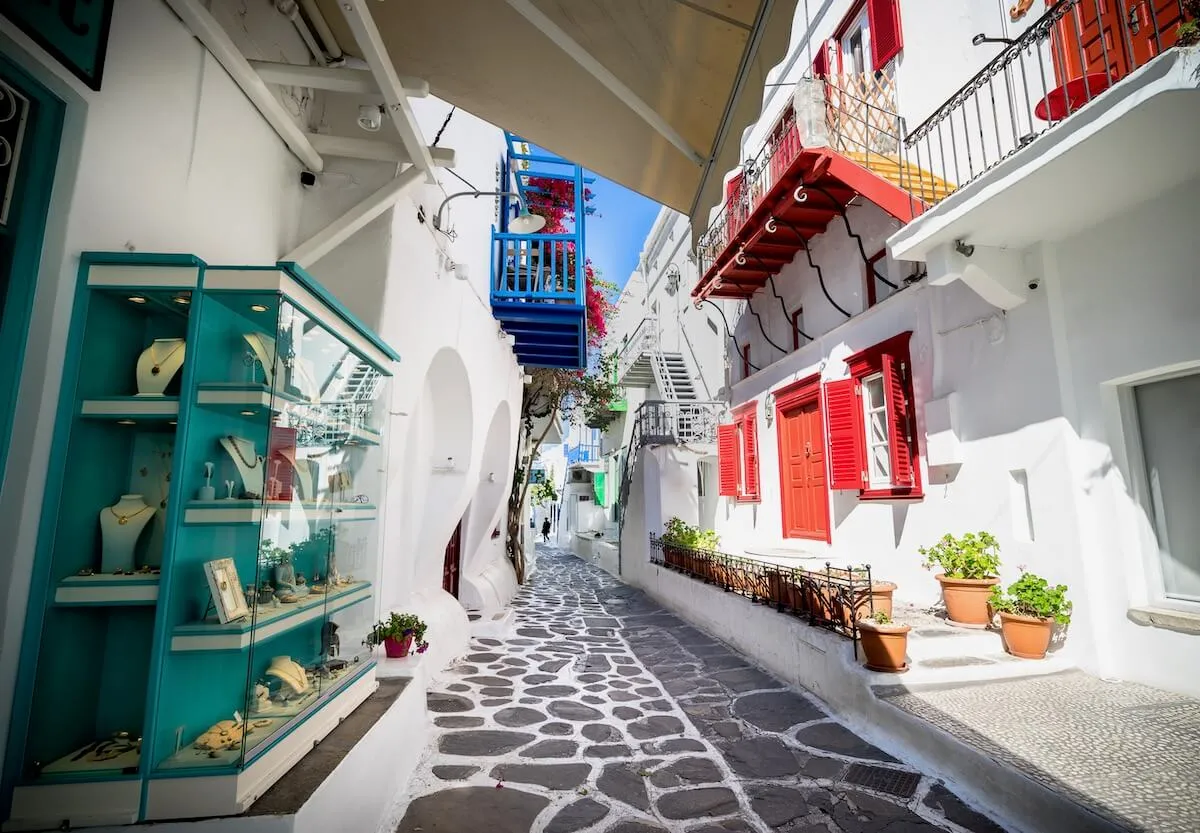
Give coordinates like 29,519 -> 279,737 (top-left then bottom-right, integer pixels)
265,657 -> 310,697
219,435 -> 264,499
203,558 -> 250,624
277,448 -> 316,502
243,332 -> 278,386
42,731 -> 142,774
99,495 -> 157,574
198,461 -> 216,501
135,338 -> 186,396
193,715 -> 244,752
224,479 -> 236,500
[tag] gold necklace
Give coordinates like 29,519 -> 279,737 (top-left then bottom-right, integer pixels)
147,340 -> 184,376
109,504 -> 151,526
226,436 -> 262,470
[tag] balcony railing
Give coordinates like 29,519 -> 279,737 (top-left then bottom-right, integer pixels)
615,316 -> 659,381
696,72 -> 902,279
904,0 -> 1188,208
491,232 -> 582,303
635,400 -> 722,446
649,536 -> 881,648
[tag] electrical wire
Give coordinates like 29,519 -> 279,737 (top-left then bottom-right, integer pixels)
767,273 -> 812,342
432,106 -> 455,146
744,296 -> 789,355
800,181 -> 899,291
777,217 -> 852,319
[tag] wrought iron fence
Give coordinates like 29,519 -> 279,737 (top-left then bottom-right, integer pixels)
649,536 -> 884,652
635,400 -> 721,446
904,0 -> 1188,207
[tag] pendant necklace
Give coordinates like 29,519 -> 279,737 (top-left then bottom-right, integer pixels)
147,340 -> 184,377
110,505 -> 151,526
227,436 -> 262,470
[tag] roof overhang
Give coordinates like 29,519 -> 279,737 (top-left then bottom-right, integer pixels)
316,0 -> 800,243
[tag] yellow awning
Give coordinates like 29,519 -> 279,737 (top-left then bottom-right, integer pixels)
316,0 -> 799,242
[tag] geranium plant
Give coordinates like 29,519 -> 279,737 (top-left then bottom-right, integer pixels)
918,532 -> 1001,579
661,517 -> 720,551
990,572 -> 1072,625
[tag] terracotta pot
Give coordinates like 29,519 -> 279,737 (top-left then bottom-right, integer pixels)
998,611 -> 1054,659
936,574 -> 999,625
846,581 -> 897,627
384,634 -> 414,658
857,621 -> 911,672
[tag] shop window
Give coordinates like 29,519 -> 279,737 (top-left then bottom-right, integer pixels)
717,402 -> 760,502
791,307 -> 805,350
824,331 -> 921,499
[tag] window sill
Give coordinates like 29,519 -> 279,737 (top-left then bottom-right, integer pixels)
734,494 -> 761,504
859,488 -> 924,502
1127,606 -> 1200,636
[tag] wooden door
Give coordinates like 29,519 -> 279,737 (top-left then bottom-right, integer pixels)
779,400 -> 831,541
1124,0 -> 1184,65
1052,0 -> 1181,84
443,520 -> 462,597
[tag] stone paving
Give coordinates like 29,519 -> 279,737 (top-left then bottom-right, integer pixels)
395,546 -> 1006,832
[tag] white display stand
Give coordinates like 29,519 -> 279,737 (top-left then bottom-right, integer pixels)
219,436 -> 265,499
135,338 -> 186,396
98,495 -> 157,574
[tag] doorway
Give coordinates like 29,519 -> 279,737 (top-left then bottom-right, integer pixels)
776,376 -> 831,541
443,519 -> 462,597
1052,0 -> 1183,84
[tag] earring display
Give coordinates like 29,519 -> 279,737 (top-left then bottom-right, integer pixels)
7,256 -> 396,827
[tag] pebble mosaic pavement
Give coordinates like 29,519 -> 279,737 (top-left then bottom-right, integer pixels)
392,546 -> 1008,833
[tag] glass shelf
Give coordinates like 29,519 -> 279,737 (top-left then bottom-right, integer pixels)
169,581 -> 372,652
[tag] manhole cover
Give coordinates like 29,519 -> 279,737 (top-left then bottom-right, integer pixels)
843,764 -> 921,798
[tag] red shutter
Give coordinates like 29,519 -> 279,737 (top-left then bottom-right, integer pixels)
717,423 -> 738,496
813,43 -> 828,79
742,411 -> 761,501
882,353 -> 914,488
824,378 -> 866,491
867,0 -> 904,71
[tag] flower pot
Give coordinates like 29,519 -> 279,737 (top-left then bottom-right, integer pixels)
857,621 -> 910,673
936,574 -> 1000,626
847,581 -> 897,627
663,546 -> 681,569
383,634 -> 414,658
997,611 -> 1054,659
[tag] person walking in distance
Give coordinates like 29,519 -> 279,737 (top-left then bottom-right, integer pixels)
541,518 -> 551,543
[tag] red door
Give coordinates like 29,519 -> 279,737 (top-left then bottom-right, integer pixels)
1052,0 -> 1181,84
778,399 -> 831,541
443,521 -> 462,597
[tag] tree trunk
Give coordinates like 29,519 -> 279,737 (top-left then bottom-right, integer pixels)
506,404 -> 559,585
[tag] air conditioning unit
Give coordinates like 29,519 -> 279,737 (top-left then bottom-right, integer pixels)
569,469 -> 592,484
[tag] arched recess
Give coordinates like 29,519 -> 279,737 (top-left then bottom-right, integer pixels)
458,402 -> 517,610
410,347 -> 475,591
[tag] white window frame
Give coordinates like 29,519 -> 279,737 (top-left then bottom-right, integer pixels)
735,422 -> 747,495
1114,363 -> 1200,611
861,372 -> 892,489
840,5 -> 872,78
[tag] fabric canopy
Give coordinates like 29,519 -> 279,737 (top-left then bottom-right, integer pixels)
317,0 -> 800,243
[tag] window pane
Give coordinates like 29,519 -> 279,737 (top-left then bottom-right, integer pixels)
1135,373 -> 1200,601
862,374 -> 891,486
864,376 -> 886,411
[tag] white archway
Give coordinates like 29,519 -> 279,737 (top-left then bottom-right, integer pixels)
459,401 -> 517,611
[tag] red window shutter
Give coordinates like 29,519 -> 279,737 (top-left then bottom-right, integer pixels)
867,0 -> 904,71
825,378 -> 866,491
882,353 -> 914,488
742,412 -> 761,501
717,423 -> 739,496
813,44 -> 828,79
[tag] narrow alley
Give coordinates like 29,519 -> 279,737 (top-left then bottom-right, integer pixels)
394,546 -> 1002,833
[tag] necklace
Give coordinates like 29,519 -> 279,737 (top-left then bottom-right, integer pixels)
226,436 -> 262,470
146,340 -> 184,377
109,504 -> 151,526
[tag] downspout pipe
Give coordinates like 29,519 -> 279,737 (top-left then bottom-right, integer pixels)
275,0 -> 328,66
299,0 -> 345,61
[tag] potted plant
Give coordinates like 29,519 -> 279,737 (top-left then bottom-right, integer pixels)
365,612 -> 429,658
919,532 -> 1001,626
660,517 -> 719,573
990,572 -> 1071,659
857,611 -> 910,673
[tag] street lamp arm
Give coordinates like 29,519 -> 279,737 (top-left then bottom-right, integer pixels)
433,190 -> 527,230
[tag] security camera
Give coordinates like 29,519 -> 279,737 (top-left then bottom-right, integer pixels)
357,104 -> 383,132
299,170 -> 317,188
1027,277 -> 1041,290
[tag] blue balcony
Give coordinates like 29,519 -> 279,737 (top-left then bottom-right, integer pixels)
491,134 -> 590,370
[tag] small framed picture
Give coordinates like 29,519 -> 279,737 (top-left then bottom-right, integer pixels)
204,558 -> 250,624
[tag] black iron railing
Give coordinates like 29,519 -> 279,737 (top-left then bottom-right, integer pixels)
904,0 -> 1188,207
649,535 -> 887,654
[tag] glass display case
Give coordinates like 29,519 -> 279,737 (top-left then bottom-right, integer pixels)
4,256 -> 397,828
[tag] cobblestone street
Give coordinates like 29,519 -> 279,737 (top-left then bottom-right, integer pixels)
394,547 -> 1005,832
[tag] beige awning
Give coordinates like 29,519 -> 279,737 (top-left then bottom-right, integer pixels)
316,0 -> 799,243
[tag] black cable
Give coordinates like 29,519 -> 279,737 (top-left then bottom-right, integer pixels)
701,298 -> 761,372
778,217 -> 852,319
801,181 -> 899,291
444,167 -> 479,192
744,295 -> 789,355
432,106 -> 455,146
743,248 -> 813,344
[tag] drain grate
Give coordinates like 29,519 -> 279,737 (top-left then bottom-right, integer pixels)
844,764 -> 922,798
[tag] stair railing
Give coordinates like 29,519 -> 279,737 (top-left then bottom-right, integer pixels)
616,316 -> 659,383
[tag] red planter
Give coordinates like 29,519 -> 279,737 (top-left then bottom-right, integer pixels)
384,634 -> 414,658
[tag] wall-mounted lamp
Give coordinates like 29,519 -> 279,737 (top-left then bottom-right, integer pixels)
764,390 -> 776,426
433,190 -> 546,234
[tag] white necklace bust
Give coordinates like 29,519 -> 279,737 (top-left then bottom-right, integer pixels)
99,494 -> 156,573
219,435 -> 265,499
135,338 -> 186,396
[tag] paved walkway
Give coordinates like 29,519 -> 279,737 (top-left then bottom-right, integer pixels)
395,546 -> 1005,832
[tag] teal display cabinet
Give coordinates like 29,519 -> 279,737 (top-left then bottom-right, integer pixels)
3,255 -> 397,829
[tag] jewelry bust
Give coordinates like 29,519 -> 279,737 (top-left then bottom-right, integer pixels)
135,338 -> 186,396
98,495 -> 156,574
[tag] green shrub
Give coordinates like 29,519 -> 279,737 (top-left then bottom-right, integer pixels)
918,531 -> 1001,579
661,517 -> 720,551
990,572 -> 1072,625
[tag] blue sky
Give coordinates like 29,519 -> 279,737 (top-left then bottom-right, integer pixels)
583,173 -> 660,290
